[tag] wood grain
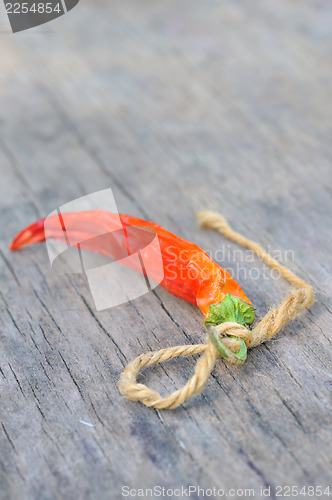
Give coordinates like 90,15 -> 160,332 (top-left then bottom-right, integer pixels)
0,0 -> 331,498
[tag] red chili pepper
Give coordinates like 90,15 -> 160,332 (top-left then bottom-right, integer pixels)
10,211 -> 255,363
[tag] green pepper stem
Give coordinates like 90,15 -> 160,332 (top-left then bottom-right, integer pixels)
204,294 -> 255,364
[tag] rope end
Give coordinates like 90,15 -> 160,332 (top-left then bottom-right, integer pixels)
196,210 -> 231,231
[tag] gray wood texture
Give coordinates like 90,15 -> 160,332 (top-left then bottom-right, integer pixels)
0,1 -> 332,498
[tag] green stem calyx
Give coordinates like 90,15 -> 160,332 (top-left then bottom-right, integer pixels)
204,294 -> 256,365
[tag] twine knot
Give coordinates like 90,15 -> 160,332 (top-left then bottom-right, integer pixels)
119,211 -> 315,410
215,321 -> 252,344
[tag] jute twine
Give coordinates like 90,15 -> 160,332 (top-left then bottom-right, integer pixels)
119,211 -> 315,409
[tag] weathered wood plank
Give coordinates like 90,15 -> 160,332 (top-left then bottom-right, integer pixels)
0,0 -> 331,498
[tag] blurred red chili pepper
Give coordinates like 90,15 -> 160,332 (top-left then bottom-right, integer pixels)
10,210 -> 251,318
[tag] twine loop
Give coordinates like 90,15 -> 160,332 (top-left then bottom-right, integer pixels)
215,321 -> 252,344
119,211 -> 315,409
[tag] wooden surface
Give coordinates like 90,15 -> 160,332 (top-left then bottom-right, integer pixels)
1,1 -> 332,498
